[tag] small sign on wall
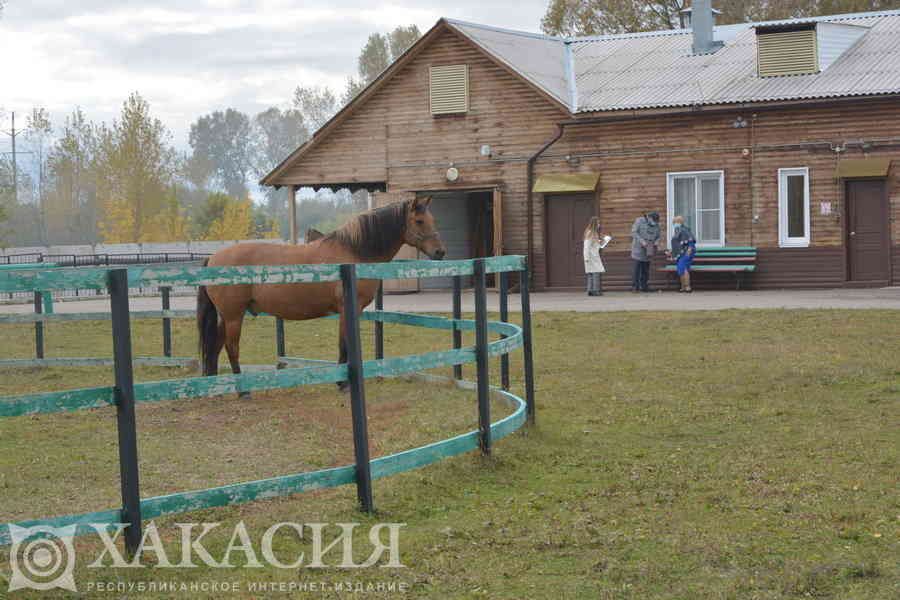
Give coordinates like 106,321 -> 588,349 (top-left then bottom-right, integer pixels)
820,202 -> 832,216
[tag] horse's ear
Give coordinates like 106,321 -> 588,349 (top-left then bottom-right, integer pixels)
412,196 -> 432,214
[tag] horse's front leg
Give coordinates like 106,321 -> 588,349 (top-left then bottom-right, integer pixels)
223,313 -> 251,400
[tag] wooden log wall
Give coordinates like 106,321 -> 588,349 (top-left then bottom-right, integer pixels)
274,25 -> 900,289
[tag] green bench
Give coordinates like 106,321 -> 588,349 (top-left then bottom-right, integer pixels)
659,247 -> 757,290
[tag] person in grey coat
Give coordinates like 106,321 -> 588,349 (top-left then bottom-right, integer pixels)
631,212 -> 660,292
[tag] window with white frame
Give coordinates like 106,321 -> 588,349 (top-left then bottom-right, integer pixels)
666,171 -> 725,247
778,167 -> 810,247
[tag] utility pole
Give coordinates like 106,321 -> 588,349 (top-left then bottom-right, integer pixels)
2,112 -> 38,242
10,112 -> 15,206
1,112 -> 30,206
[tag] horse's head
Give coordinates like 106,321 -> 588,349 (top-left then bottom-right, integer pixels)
405,196 -> 446,260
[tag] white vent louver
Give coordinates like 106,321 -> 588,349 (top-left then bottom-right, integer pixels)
430,65 -> 468,115
757,29 -> 819,77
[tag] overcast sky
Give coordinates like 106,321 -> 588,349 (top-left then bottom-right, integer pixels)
0,1 -> 548,151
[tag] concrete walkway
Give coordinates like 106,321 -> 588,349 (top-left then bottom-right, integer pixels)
3,287 -> 899,314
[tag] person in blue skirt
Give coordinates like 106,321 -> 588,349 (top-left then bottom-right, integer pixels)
668,215 -> 696,293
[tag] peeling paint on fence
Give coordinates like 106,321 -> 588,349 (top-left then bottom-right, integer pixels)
0,267 -> 110,292
129,264 -> 343,287
132,363 -> 349,404
0,356 -> 197,370
0,386 -> 115,417
0,310 -> 192,324
139,465 -> 357,520
0,508 -> 122,545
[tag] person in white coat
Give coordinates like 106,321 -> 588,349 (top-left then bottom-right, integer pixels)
583,217 -> 611,296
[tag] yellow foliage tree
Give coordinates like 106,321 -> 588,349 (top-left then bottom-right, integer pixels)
139,197 -> 189,242
204,198 -> 253,241
98,197 -> 136,243
261,216 -> 280,239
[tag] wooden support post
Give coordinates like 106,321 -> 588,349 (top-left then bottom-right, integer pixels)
341,264 -> 374,512
161,287 -> 172,358
499,271 -> 510,391
33,291 -> 44,359
452,275 -> 462,381
474,259 -> 491,456
108,269 -> 143,558
520,261 -> 536,425
289,185 -> 298,245
374,282 -> 384,361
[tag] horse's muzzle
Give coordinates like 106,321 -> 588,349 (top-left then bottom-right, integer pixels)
430,248 -> 446,260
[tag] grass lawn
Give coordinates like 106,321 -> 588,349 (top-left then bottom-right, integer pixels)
0,308 -> 898,599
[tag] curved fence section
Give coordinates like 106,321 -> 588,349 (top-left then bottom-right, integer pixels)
0,256 -> 536,552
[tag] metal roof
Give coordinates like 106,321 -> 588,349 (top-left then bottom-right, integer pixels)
446,9 -> 900,114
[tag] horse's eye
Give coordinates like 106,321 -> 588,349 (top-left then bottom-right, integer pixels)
415,219 -> 424,225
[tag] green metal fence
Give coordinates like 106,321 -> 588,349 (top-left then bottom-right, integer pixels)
0,256 -> 536,553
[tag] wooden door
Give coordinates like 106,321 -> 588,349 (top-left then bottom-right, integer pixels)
846,180 -> 890,284
545,195 -> 595,288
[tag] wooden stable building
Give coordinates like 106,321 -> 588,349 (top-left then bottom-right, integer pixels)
263,5 -> 900,291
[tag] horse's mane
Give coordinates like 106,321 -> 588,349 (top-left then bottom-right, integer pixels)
325,201 -> 408,259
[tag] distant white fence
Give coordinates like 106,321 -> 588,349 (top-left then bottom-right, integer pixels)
1,239 -> 285,260
1,239 -> 286,304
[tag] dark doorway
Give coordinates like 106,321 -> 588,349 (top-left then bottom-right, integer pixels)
545,194 -> 596,288
846,179 -> 890,284
418,190 -> 493,289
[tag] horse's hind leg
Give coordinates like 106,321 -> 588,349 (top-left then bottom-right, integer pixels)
209,319 -> 226,375
223,314 -> 251,400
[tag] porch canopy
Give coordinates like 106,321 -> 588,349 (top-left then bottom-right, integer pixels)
283,182 -> 387,244
834,158 -> 892,179
532,173 -> 600,193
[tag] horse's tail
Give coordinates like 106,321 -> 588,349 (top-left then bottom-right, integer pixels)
197,260 -> 220,376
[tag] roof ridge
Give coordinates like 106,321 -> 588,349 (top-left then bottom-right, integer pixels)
443,18 -> 565,42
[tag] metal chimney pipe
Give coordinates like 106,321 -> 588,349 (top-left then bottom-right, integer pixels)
692,0 -> 723,55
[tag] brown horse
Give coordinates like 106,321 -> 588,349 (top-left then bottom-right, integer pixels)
197,196 -> 445,398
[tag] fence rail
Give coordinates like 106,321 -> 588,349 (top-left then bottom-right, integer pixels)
0,252 -> 209,302
0,256 -> 536,554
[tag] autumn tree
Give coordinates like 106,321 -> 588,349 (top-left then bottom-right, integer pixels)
140,193 -> 189,242
188,108 -> 254,199
22,108 -> 53,243
252,106 -> 307,229
292,86 -> 338,132
341,25 -> 422,104
94,93 -> 178,243
201,194 -> 254,241
45,109 -> 98,243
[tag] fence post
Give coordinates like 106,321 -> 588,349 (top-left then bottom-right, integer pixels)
161,287 -> 172,358
452,275 -> 462,381
340,263 -> 374,513
519,261 -> 536,425
33,291 -> 44,360
275,318 -> 285,360
499,271 -> 510,391
108,269 -> 143,558
474,259 -> 491,456
374,282 -> 384,361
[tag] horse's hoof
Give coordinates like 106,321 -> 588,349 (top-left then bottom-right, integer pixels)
336,382 -> 350,394
238,391 -> 252,401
